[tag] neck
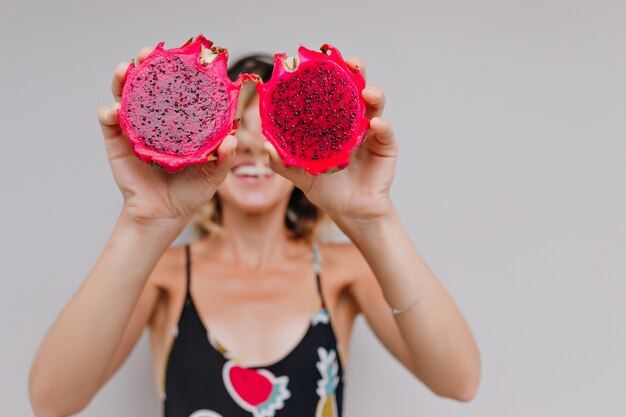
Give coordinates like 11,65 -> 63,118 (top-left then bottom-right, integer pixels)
217,200 -> 294,269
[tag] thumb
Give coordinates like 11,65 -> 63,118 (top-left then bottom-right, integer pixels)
186,135 -> 237,182
362,117 -> 398,158
214,135 -> 238,170
264,141 -> 313,193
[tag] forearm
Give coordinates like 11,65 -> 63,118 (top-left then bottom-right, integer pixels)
335,206 -> 481,400
29,209 -> 185,415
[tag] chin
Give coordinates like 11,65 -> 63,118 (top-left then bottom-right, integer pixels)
223,189 -> 283,214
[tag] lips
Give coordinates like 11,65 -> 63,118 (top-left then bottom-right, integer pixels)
231,162 -> 274,180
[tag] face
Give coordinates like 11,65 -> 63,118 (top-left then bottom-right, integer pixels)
217,95 -> 295,213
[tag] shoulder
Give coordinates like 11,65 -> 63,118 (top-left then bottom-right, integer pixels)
149,244 -> 188,292
318,241 -> 369,272
318,242 -> 376,308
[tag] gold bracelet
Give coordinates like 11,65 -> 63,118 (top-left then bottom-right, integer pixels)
390,274 -> 432,315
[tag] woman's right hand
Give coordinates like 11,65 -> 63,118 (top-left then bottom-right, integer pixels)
97,47 -> 237,228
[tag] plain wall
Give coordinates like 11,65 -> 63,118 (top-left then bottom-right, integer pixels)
1,0 -> 625,416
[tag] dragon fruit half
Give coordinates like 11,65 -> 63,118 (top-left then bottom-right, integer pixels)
257,45 -> 370,175
117,38 -> 369,175
118,35 -> 244,173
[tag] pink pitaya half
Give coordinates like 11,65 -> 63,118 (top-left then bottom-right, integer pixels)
118,35 -> 244,173
256,44 -> 370,175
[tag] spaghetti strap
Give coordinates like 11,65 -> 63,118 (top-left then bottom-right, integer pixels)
312,242 -> 325,306
184,244 -> 191,302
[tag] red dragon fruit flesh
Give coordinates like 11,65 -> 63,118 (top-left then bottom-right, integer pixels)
118,35 -> 244,173
257,44 -> 370,175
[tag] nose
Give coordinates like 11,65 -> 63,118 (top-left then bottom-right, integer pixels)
235,127 -> 267,156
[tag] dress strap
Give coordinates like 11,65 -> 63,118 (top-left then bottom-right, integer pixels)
312,242 -> 325,305
312,241 -> 321,276
184,244 -> 192,302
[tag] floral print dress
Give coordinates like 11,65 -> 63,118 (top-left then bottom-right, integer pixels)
163,244 -> 345,417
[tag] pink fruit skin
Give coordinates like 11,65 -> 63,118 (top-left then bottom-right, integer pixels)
256,44 -> 370,175
118,35 -> 243,173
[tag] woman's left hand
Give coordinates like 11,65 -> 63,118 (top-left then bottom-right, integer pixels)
266,58 -> 399,225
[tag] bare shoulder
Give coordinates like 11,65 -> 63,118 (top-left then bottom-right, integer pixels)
321,241 -> 389,318
149,244 -> 187,293
320,240 -> 372,270
319,241 -> 367,268
319,241 -> 374,296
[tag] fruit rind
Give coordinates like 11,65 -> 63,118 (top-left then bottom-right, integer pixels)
118,35 -> 244,173
256,44 -> 369,175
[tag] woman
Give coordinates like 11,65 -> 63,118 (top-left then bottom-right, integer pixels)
29,46 -> 481,417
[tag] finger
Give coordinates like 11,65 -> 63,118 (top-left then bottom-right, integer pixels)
264,141 -> 313,192
137,46 -> 154,65
187,135 -> 237,181
97,103 -> 136,161
111,61 -> 130,103
111,47 -> 153,102
97,103 -> 122,140
214,135 -> 238,168
363,117 -> 398,157
362,84 -> 386,119
345,56 -> 366,79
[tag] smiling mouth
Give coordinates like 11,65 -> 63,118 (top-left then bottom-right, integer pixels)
231,163 -> 274,180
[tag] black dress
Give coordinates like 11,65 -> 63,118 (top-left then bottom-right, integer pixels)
163,244 -> 345,417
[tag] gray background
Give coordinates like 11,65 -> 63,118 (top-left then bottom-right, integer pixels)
1,0 -> 625,416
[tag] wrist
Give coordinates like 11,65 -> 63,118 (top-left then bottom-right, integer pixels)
118,207 -> 189,244
332,200 -> 397,243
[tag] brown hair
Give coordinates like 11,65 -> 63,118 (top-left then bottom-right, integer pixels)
193,54 -> 325,241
